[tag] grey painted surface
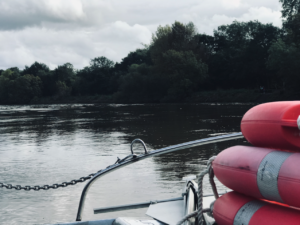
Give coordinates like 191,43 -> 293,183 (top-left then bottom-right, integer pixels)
146,200 -> 184,225
233,200 -> 266,225
257,151 -> 293,202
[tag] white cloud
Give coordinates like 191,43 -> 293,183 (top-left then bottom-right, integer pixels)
240,7 -> 282,27
43,0 -> 85,21
107,21 -> 151,44
222,0 -> 241,9
0,22 -> 151,70
0,0 -> 283,70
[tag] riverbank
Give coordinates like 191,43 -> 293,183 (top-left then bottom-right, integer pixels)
28,89 -> 299,105
187,89 -> 299,103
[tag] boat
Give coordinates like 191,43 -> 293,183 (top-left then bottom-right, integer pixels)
53,101 -> 300,225
50,133 -> 244,225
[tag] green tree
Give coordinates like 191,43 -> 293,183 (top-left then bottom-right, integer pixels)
0,70 -> 16,103
36,70 -> 56,97
52,63 -> 76,97
193,34 -> 215,63
266,0 -> 300,93
0,69 -> 42,104
150,21 -> 202,64
55,80 -> 72,97
77,57 -> 116,95
209,20 -> 282,89
22,62 -> 54,97
115,47 -> 152,72
150,24 -> 172,65
283,12 -> 300,46
279,0 -> 300,46
158,50 -> 208,101
280,0 -> 300,21
53,63 -> 76,87
116,63 -> 167,103
149,21 -> 209,101
15,74 -> 43,102
22,62 -> 50,77
90,56 -> 114,70
267,39 -> 300,91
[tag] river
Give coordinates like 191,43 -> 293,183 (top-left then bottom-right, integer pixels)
0,103 -> 254,225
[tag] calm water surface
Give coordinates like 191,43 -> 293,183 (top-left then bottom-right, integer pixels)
0,103 -> 254,225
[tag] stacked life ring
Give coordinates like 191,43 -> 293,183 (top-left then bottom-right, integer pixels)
211,101 -> 300,225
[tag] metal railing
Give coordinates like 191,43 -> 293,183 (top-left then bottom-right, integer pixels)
75,132 -> 244,221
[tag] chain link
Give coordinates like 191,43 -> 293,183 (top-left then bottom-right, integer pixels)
0,154 -> 136,191
0,174 -> 94,191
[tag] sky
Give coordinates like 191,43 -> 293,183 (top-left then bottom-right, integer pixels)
0,0 -> 283,70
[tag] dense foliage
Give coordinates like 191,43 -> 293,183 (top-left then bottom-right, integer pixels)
0,0 -> 299,104
267,0 -> 300,92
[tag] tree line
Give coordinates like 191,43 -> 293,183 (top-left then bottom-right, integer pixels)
0,0 -> 299,104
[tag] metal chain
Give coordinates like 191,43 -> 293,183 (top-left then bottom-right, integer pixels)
0,154 -> 136,191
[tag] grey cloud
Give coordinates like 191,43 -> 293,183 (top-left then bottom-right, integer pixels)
0,0 -> 117,30
0,0 -> 282,31
242,0 -> 282,10
0,0 -> 283,70
0,1 -> 70,30
0,21 -> 151,70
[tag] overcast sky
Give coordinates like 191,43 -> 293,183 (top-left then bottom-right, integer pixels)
0,0 -> 282,70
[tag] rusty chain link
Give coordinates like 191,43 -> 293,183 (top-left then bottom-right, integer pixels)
0,154 -> 137,191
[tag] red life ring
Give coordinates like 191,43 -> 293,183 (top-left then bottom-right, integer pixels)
213,192 -> 300,225
241,101 -> 300,151
213,145 -> 300,208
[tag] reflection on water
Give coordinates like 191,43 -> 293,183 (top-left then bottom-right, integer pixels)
0,103 -> 254,224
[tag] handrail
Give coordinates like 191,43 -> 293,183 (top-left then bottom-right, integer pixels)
131,139 -> 148,154
76,132 -> 244,221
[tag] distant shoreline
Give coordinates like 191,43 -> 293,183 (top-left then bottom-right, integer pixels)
13,89 -> 297,105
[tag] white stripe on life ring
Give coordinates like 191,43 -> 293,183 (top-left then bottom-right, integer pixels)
233,200 -> 266,225
257,151 -> 293,203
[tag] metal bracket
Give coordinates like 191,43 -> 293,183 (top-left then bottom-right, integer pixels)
131,139 -> 148,154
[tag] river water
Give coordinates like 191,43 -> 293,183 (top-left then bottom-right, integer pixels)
0,103 -> 254,225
